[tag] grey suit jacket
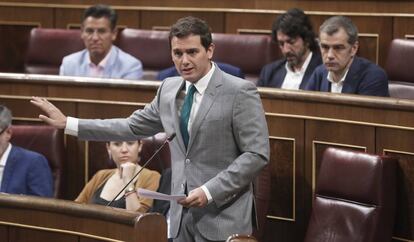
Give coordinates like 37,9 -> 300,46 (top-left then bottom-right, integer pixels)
77,66 -> 270,240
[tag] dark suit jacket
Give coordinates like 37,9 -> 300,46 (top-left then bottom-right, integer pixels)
157,62 -> 244,80
257,51 -> 322,88
1,145 -> 53,197
305,56 -> 389,97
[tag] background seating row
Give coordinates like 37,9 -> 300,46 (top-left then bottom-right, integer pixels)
24,28 -> 280,82
24,28 -> 414,98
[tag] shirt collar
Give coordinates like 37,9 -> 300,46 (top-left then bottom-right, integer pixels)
327,67 -> 350,85
285,51 -> 313,74
88,46 -> 113,68
0,143 -> 11,167
185,61 -> 215,95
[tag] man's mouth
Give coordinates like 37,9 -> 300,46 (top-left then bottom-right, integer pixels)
181,67 -> 193,74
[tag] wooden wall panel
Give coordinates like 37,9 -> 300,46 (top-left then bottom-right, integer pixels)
0,25 -> 34,73
350,16 -> 393,67
5,0 -> 414,14
0,225 -> 8,242
9,227 -> 78,242
0,6 -> 53,27
393,17 -> 414,40
54,8 -> 83,29
265,115 -> 306,242
140,11 -> 225,32
47,85 -> 156,103
377,128 -> 414,242
117,9 -> 141,29
0,6 -> 53,72
225,12 -> 276,34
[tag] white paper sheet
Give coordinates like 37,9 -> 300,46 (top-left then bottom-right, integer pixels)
137,188 -> 186,201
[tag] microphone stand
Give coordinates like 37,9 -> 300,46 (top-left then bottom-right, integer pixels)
106,133 -> 176,207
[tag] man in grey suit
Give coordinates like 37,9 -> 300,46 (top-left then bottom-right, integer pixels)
31,16 -> 269,242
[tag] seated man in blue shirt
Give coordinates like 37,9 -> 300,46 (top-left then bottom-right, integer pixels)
258,8 -> 322,89
0,105 -> 53,197
305,16 -> 389,97
60,4 -> 143,80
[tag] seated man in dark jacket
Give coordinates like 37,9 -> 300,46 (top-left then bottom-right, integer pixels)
0,105 -> 53,197
258,8 -> 322,89
305,16 -> 389,97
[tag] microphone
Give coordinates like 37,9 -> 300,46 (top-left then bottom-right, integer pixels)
106,133 -> 176,207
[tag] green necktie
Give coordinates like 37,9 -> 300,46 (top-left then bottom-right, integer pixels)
180,84 -> 197,149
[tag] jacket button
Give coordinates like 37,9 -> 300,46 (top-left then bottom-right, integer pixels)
185,159 -> 190,164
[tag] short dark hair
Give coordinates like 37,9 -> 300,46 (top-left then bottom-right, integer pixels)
83,4 -> 117,30
319,16 -> 358,45
169,16 -> 212,50
272,8 -> 318,51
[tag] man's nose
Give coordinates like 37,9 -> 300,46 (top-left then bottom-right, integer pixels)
281,43 -> 291,54
90,31 -> 100,40
182,53 -> 190,64
327,48 -> 335,58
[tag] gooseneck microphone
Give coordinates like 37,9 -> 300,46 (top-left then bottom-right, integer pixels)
106,133 -> 176,207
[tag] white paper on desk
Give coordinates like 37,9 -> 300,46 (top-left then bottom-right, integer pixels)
137,188 -> 186,201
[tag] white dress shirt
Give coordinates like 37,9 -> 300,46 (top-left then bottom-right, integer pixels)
0,143 -> 12,187
281,52 -> 313,90
327,68 -> 349,93
88,46 -> 112,77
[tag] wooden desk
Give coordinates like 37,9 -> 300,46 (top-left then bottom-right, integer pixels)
1,73 -> 413,242
0,194 -> 167,242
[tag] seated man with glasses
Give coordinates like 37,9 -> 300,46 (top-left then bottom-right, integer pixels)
59,4 -> 143,80
0,105 -> 53,197
258,8 -> 322,89
305,16 -> 389,97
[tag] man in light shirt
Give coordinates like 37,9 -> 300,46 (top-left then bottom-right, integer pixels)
258,8 -> 322,89
0,105 -> 53,197
32,16 -> 269,242
305,16 -> 389,96
59,4 -> 143,80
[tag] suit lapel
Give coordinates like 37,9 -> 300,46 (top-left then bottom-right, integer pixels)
187,69 -> 222,152
1,146 -> 17,193
322,74 -> 331,92
342,57 -> 360,94
275,66 -> 287,88
103,46 -> 117,78
172,80 -> 187,154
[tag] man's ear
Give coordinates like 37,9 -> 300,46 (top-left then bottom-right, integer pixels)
5,127 -> 12,142
207,43 -> 215,60
111,27 -> 118,42
351,40 -> 359,57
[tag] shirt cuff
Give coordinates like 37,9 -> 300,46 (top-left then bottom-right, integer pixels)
201,185 -> 213,204
64,116 -> 79,136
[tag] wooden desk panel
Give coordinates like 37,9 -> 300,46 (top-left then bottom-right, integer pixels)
1,75 -> 414,242
0,194 -> 167,242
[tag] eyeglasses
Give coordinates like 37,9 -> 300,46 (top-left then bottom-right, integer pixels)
83,28 -> 112,38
